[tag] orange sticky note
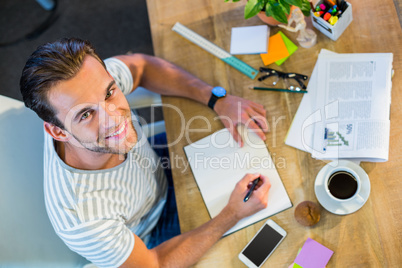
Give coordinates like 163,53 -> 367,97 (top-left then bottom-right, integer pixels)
260,32 -> 290,65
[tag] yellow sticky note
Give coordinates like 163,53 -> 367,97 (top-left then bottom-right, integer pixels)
260,32 -> 290,65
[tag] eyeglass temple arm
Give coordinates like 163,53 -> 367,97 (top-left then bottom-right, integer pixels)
285,73 -> 308,80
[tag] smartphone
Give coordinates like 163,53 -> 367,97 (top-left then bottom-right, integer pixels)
238,219 -> 287,268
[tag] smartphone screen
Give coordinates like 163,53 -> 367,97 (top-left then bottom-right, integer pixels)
241,224 -> 285,267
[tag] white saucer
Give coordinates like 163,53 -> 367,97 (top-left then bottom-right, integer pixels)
314,160 -> 370,215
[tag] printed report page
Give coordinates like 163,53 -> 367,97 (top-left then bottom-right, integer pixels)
311,53 -> 393,161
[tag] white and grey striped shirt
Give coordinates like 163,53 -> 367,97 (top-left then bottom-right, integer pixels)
44,58 -> 167,268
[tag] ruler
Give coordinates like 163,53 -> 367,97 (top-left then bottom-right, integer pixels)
172,22 -> 258,79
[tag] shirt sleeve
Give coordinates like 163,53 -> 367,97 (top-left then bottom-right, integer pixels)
56,219 -> 135,268
104,57 -> 134,96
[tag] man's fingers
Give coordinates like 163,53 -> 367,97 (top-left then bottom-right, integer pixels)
247,111 -> 269,132
244,120 -> 267,141
257,175 -> 271,192
239,173 -> 260,188
250,102 -> 267,117
253,116 -> 270,133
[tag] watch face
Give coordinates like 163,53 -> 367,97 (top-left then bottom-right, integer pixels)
212,86 -> 226,97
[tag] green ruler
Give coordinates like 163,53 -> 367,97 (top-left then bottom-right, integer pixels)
172,22 -> 258,79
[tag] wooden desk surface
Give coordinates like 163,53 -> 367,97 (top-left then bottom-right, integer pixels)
146,0 -> 402,266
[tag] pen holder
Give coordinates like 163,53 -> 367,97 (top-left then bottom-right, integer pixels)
310,1 -> 353,41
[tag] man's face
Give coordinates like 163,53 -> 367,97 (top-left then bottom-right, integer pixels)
48,55 -> 137,154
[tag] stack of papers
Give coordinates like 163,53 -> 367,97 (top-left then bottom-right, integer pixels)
289,238 -> 334,268
260,31 -> 298,66
285,49 -> 393,162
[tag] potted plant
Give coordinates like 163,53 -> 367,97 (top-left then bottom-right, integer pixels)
226,0 -> 312,25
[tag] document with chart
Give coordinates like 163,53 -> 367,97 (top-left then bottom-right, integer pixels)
311,52 -> 393,161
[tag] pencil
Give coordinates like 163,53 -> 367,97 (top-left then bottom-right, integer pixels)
252,87 -> 308,93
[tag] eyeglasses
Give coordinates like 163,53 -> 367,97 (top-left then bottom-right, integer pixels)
258,67 -> 308,91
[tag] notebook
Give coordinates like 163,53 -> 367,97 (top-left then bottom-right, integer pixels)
183,125 -> 292,236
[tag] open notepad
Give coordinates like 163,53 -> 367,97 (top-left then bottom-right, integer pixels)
184,126 -> 292,236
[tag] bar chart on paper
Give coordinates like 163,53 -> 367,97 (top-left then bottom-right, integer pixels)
323,123 -> 354,152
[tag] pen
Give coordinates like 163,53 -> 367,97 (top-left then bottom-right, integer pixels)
244,177 -> 260,202
253,87 -> 308,94
326,0 -> 336,7
309,1 -> 314,11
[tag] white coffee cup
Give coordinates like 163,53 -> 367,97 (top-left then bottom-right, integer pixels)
324,166 -> 365,204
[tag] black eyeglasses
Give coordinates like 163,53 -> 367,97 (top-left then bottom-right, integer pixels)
258,67 -> 308,91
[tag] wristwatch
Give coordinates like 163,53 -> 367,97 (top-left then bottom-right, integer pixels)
207,86 -> 227,110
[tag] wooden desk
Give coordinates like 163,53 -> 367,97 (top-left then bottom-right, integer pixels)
146,0 -> 402,266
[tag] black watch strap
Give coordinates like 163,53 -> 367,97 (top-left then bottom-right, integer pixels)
208,94 -> 219,110
207,86 -> 226,110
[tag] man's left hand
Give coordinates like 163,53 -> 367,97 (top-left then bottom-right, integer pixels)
214,94 -> 269,147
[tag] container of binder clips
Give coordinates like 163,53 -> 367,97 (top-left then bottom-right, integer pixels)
311,0 -> 353,41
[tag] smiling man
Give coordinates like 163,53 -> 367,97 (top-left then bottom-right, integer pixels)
20,38 -> 271,267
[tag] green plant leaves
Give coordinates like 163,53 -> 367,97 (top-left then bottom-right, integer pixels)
280,0 -> 291,14
266,1 -> 288,24
283,0 -> 303,7
300,0 -> 312,16
239,0 -> 311,21
244,0 -> 265,19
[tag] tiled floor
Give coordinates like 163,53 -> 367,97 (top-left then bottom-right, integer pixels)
0,0 -> 153,101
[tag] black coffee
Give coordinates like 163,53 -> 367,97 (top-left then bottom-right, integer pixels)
328,171 -> 358,199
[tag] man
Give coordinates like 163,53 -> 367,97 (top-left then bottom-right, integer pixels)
20,38 -> 271,267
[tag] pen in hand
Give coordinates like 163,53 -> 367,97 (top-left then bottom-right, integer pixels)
243,177 -> 260,202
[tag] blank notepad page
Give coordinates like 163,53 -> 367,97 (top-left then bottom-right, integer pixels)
230,25 -> 269,55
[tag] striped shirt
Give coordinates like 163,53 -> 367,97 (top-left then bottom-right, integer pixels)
44,58 -> 167,268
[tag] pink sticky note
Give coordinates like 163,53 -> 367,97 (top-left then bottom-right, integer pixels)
294,238 -> 333,268
289,263 -> 303,268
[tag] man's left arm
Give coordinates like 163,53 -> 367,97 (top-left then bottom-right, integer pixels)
113,53 -> 269,145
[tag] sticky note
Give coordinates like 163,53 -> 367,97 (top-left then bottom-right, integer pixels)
289,248 -> 303,268
260,32 -> 289,65
275,31 -> 298,66
294,238 -> 333,268
230,25 -> 270,54
289,263 -> 303,268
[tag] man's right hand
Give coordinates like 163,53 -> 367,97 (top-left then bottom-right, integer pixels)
121,173 -> 271,268
224,173 -> 271,222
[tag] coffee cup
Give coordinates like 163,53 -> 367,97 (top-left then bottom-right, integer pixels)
324,166 -> 365,204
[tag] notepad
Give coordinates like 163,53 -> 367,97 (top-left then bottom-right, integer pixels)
183,126 -> 292,236
275,31 -> 298,66
230,25 -> 269,55
260,32 -> 290,65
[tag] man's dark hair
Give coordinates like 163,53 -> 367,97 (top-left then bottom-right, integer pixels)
20,37 -> 105,129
